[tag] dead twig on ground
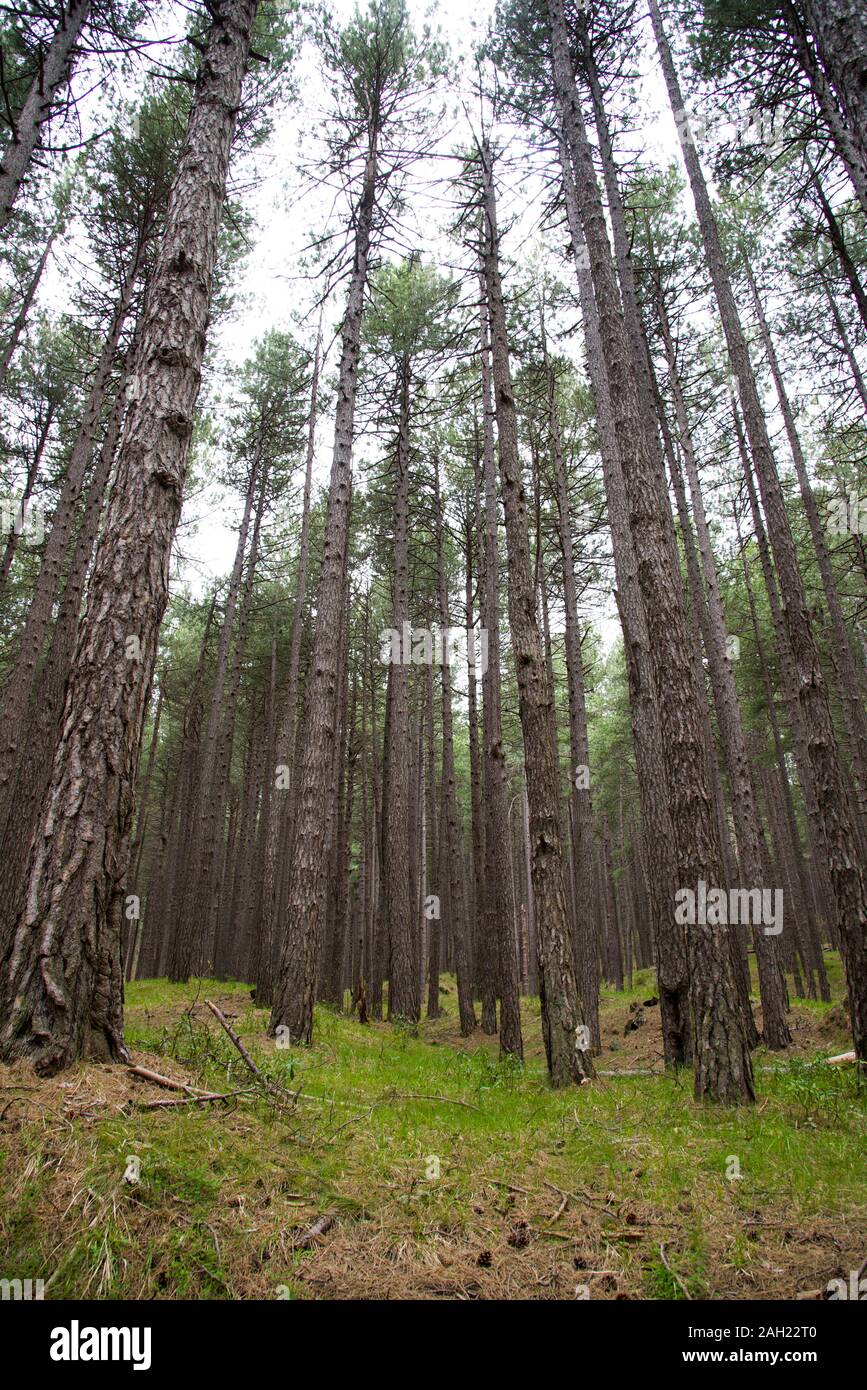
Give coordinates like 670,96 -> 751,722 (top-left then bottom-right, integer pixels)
293,1212 -> 336,1250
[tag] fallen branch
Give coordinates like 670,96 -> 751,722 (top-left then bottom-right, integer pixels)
133,1088 -> 253,1111
126,1064 -> 212,1097
293,1212 -> 336,1250
204,1000 -> 263,1079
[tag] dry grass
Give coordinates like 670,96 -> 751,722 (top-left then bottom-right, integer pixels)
0,966 -> 863,1301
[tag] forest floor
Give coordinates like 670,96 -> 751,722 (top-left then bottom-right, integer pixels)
1,959 -> 864,1301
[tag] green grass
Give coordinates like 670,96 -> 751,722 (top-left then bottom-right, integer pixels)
0,968 -> 863,1300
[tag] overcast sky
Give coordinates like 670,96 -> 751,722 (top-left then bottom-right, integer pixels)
33,0 -> 766,653
178,0 -> 690,655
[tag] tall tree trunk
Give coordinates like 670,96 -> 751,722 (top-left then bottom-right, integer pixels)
256,330 -> 320,1004
424,662 -> 441,1020
655,291 -> 790,1047
0,373 -> 127,950
542,304 -> 599,1049
556,128 -> 690,1069
475,362 -> 505,1034
477,275 -> 522,1044
745,256 -> 867,818
551,0 -> 753,1101
0,0 -> 91,229
247,637 -> 278,986
209,473 -> 267,972
0,251 -> 140,794
170,452 -> 261,979
0,0 -> 260,1072
383,363 -> 417,1023
269,147 -> 375,1045
649,0 -> 867,1063
433,453 -> 478,1039
463,489 -> 486,1010
479,137 -> 590,1086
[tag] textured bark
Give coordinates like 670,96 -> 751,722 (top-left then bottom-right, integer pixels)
655,294 -> 790,1048
476,331 -> 511,1036
433,454 -> 478,1039
800,0 -> 867,212
542,308 -> 599,1049
781,1 -> 867,217
479,137 -> 590,1086
746,257 -> 867,819
551,0 -> 752,1101
650,0 -> 867,1063
0,253 -> 139,799
0,0 -> 259,1072
463,491 -> 486,1008
256,333 -> 320,1004
424,663 -> 441,1019
588,28 -> 757,1045
659,398 -> 759,1050
0,1 -> 91,229
170,453 -> 261,980
556,129 -> 690,1068
269,148 -> 375,1044
383,365 -> 417,1023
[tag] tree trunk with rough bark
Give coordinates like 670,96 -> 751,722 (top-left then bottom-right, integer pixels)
0,0 -> 260,1072
479,136 -> 590,1086
649,0 -> 867,1063
542,305 -> 599,1050
745,256 -> 867,821
256,332 -> 320,1005
550,0 -> 752,1101
558,132 -> 691,1066
269,148 -> 375,1044
382,364 -> 417,1024
433,453 -> 478,1039
655,291 -> 790,1048
0,0 -> 91,229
